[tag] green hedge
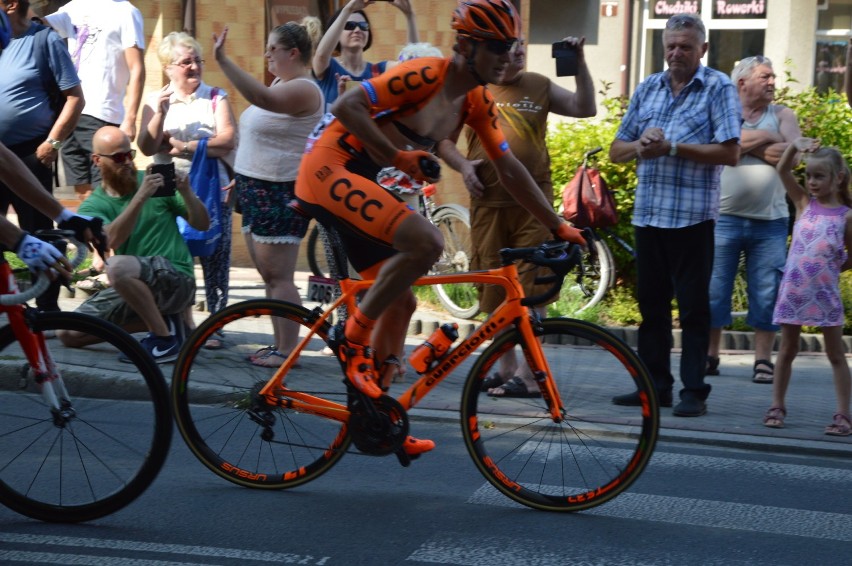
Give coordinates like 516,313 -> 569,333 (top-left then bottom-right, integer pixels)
546,79 -> 852,333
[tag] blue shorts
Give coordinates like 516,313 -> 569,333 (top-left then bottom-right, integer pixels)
709,215 -> 788,330
236,174 -> 308,244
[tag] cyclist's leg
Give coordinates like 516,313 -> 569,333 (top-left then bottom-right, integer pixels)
295,153 -> 440,398
373,288 -> 416,389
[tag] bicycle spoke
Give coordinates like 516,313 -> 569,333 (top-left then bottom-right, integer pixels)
461,319 -> 658,511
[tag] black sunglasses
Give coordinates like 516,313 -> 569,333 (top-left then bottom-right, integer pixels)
96,149 -> 136,164
480,38 -> 518,56
343,21 -> 370,32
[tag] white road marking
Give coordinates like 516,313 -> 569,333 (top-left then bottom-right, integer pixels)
0,533 -> 329,564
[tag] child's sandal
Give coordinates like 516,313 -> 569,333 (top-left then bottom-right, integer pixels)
825,413 -> 852,436
763,406 -> 786,428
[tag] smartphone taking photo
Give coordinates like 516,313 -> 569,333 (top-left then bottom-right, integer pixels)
552,40 -> 578,77
150,163 -> 177,198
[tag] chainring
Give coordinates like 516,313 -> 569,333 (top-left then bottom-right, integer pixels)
348,394 -> 409,455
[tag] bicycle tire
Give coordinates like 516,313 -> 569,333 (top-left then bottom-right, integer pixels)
561,235 -> 614,313
0,312 -> 171,523
171,299 -> 350,490
431,204 -> 480,319
460,318 -> 658,512
306,223 -> 329,279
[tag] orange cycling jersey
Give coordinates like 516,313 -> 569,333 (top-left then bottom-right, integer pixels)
296,58 -> 511,275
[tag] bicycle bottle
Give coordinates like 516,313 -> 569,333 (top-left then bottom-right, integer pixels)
409,322 -> 458,373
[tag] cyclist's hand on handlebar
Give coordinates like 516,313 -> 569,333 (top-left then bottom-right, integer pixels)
553,222 -> 587,246
55,209 -> 109,260
392,150 -> 440,183
14,233 -> 71,277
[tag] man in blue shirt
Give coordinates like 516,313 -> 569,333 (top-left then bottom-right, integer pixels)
609,14 -> 741,417
0,0 -> 84,311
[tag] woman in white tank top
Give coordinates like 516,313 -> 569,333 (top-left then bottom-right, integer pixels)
212,18 -> 325,365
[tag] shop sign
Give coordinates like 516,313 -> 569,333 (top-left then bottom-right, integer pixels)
650,1 -> 700,19
713,0 -> 767,19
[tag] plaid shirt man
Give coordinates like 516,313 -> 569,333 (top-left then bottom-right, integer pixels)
615,65 -> 742,228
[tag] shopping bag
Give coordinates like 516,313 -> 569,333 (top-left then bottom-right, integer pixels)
179,138 -> 222,257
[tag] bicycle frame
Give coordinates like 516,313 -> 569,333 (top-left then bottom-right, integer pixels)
0,262 -> 69,413
257,262 -> 565,423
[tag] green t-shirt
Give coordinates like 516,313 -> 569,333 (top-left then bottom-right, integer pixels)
79,177 -> 195,278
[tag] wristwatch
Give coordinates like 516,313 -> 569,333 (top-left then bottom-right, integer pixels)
46,137 -> 63,150
668,141 -> 678,157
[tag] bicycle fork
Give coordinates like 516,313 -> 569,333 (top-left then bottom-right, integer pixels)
517,313 -> 566,423
8,307 -> 74,426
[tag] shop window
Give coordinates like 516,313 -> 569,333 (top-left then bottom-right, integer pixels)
815,0 -> 852,93
530,0 -> 598,45
649,29 -> 764,77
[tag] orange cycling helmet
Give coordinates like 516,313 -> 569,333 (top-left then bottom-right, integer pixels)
451,0 -> 521,43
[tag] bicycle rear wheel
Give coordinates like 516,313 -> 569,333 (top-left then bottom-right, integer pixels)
171,299 -> 350,490
560,235 -> 614,313
460,318 -> 658,512
306,223 -> 329,279
431,204 -> 480,319
0,312 -> 171,523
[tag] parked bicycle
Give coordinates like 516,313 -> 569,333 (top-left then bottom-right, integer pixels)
172,234 -> 659,512
306,184 -> 479,319
559,147 -> 635,312
0,232 -> 172,523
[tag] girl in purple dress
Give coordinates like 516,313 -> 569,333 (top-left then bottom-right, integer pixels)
764,138 -> 852,436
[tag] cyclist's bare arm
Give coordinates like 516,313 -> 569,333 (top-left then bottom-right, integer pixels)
0,142 -> 64,221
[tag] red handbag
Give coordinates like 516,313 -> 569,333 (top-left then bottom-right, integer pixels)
561,165 -> 618,228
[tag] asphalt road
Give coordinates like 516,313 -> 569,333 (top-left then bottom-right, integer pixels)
1,417 -> 849,565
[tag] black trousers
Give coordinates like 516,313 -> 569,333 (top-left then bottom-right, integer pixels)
634,221 -> 714,401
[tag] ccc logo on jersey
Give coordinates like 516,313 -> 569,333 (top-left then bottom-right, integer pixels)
329,178 -> 383,221
388,66 -> 438,96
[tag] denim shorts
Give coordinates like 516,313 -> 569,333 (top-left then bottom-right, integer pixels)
709,215 -> 788,330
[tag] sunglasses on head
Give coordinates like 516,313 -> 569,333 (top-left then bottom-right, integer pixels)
343,21 -> 370,32
96,149 -> 136,164
480,38 -> 518,55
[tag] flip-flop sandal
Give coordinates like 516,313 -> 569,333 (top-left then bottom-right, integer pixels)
752,359 -> 775,384
487,376 -> 541,398
763,406 -> 786,428
246,345 -> 276,362
250,349 -> 301,368
825,413 -> 852,436
480,372 -> 509,392
203,337 -> 225,350
705,355 -> 720,376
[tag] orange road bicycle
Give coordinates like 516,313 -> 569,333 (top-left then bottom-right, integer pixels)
0,232 -> 172,523
171,239 -> 659,512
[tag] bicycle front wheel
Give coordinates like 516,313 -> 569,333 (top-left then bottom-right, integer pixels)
172,300 -> 350,490
431,204 -> 480,319
0,312 -> 171,523
559,235 -> 614,313
460,318 -> 658,512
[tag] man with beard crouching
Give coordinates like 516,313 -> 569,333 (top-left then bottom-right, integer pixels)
57,126 -> 209,363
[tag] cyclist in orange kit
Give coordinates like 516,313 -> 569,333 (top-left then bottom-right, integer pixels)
295,0 -> 585,457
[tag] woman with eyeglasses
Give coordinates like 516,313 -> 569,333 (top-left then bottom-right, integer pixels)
138,31 -> 237,348
312,0 -> 418,109
211,18 -> 325,366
